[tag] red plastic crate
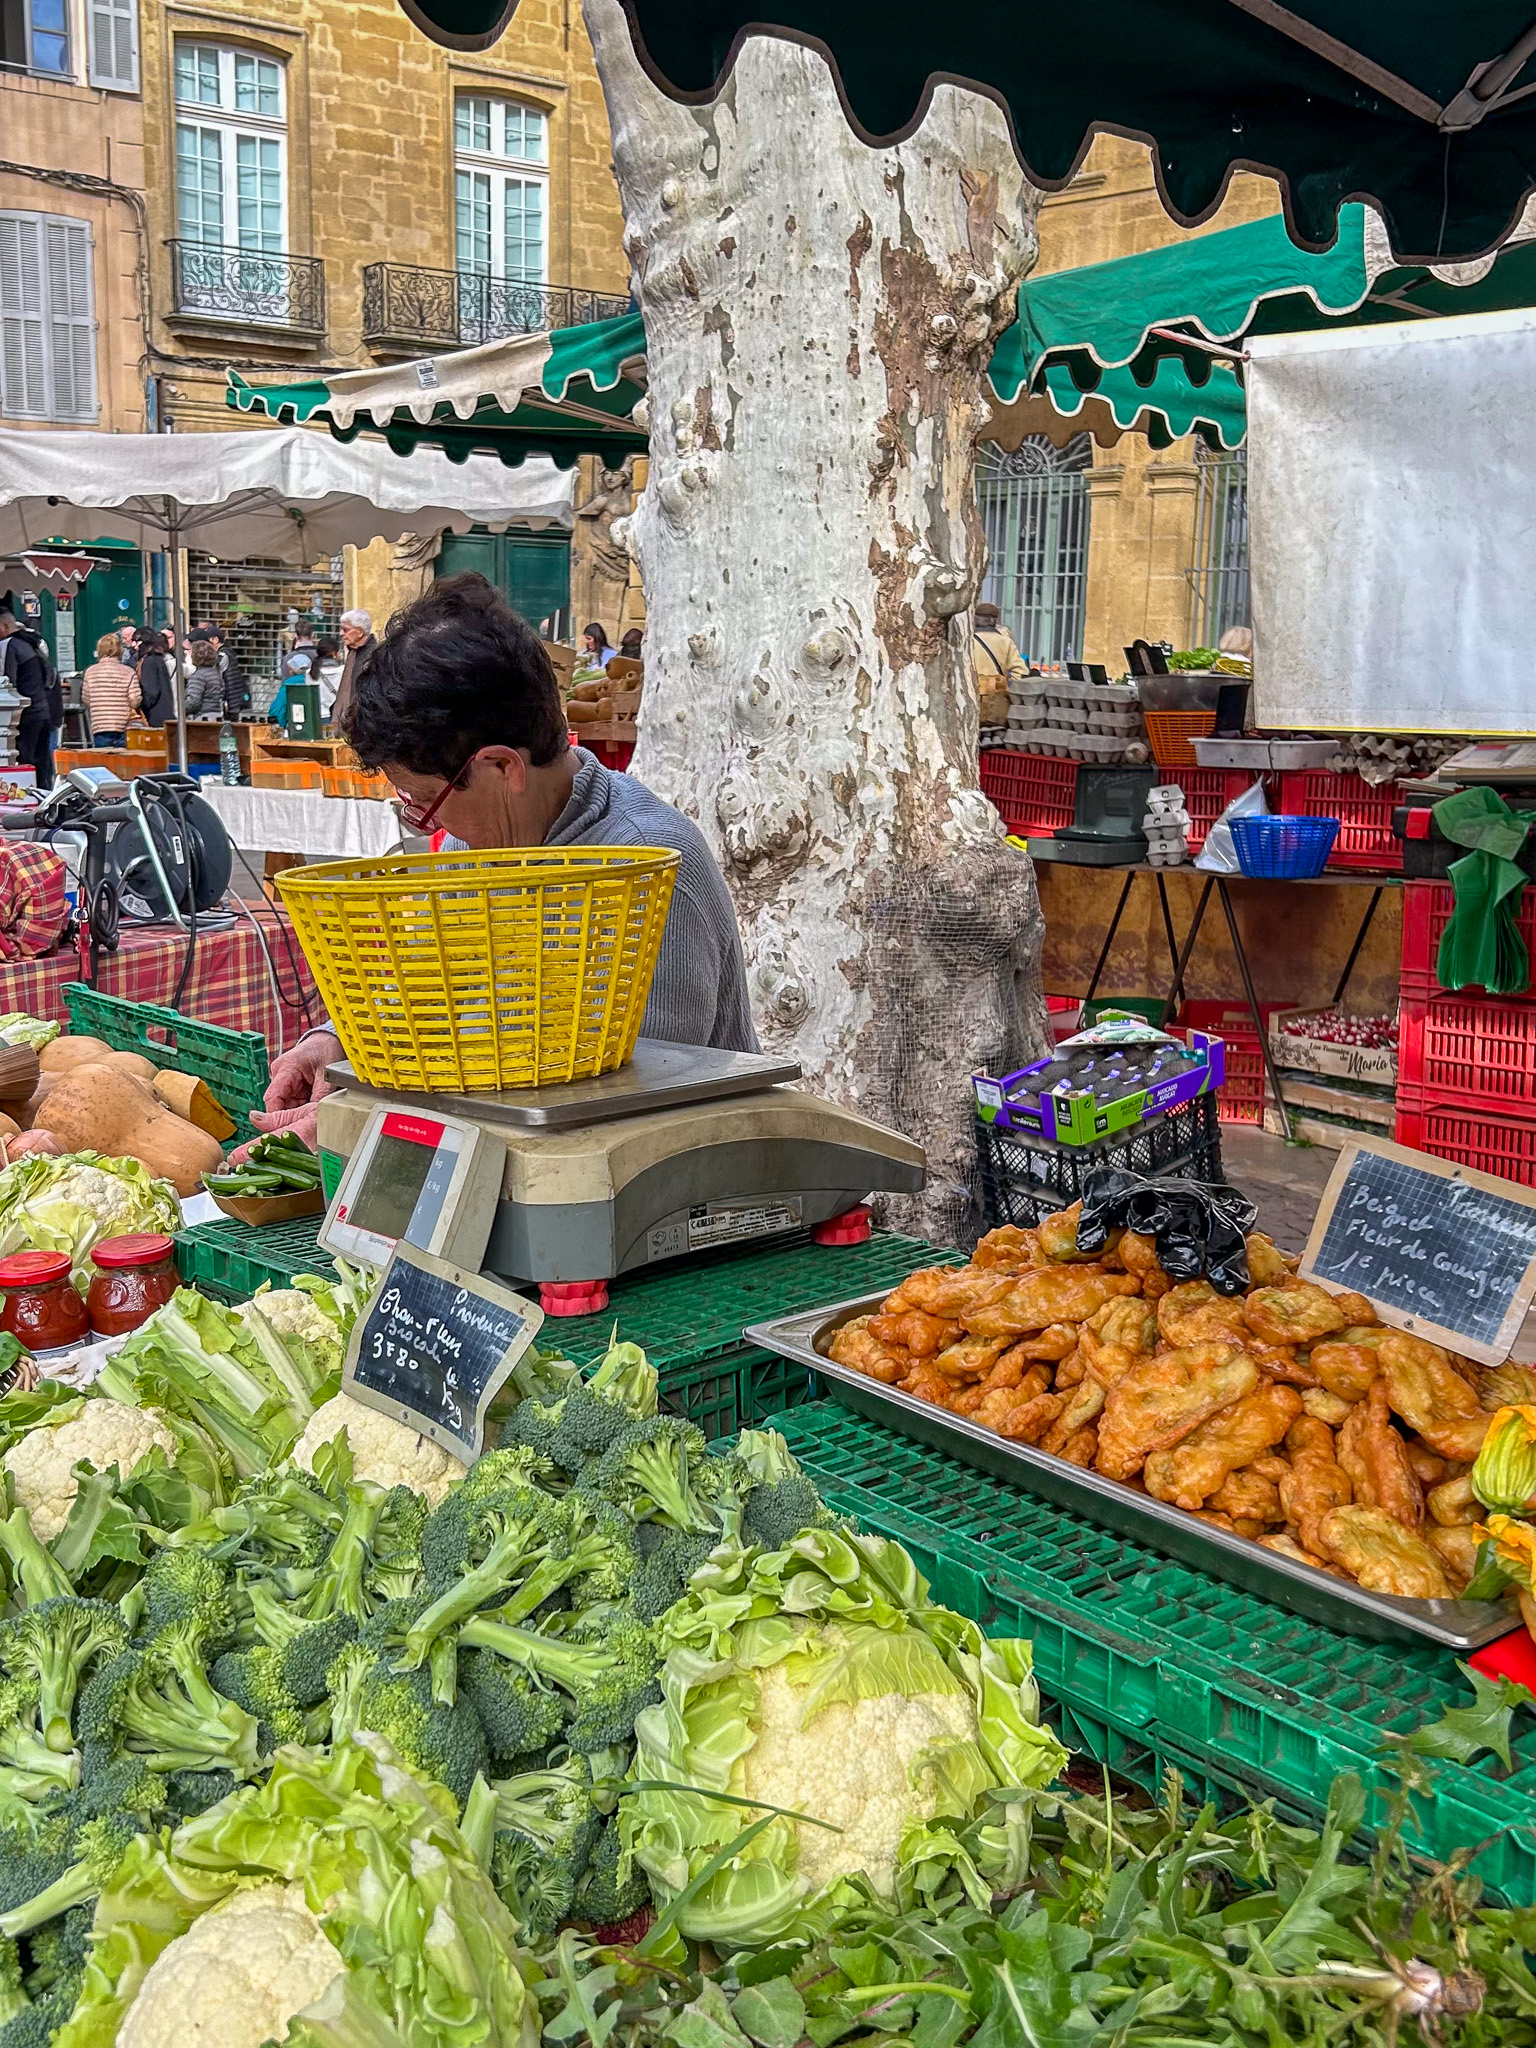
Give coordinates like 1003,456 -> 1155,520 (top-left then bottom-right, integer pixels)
980,749 -> 1078,837
1401,879 -> 1536,994
1394,1083 -> 1536,1188
1398,988 -> 1536,1115
1160,769 -> 1265,855
1177,1000 -> 1283,1126
1274,769 -> 1404,871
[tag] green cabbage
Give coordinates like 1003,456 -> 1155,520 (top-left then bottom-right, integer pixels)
53,1738 -> 539,2048
0,1153 -> 180,1290
622,1526 -> 1067,1948
0,1013 -> 61,1048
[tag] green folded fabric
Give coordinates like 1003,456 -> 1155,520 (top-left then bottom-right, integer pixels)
1433,785 -> 1536,995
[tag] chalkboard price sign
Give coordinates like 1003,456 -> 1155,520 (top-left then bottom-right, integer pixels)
343,1243 -> 543,1461
1302,1136 -> 1536,1364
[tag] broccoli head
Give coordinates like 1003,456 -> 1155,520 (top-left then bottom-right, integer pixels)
0,1939 -> 25,2032
495,1400 -> 563,1467
279,1614 -> 359,1709
162,1767 -> 237,1821
573,1818 -> 651,1932
458,1650 -> 566,1769
199,1467 -> 338,1569
578,1417 -> 721,1535
210,1647 -> 308,1753
459,1607 -> 660,1752
629,1526 -> 716,1625
137,1546 -> 240,1653
368,1485 -> 429,1605
407,1484 -> 566,1664
0,1600 -> 128,1756
0,1678 -> 79,1800
76,1747 -> 166,1823
2,1905 -> 90,2048
327,1642 -> 490,1808
77,1632 -> 260,1782
734,1428 -> 833,1551
0,1814 -> 140,1940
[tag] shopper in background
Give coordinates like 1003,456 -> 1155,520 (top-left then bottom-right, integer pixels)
580,621 -> 617,672
117,623 -> 141,669
282,623 -> 318,679
619,627 -> 644,661
330,609 -> 375,733
81,632 -> 139,746
312,634 -> 343,720
134,631 -> 175,728
972,602 -> 1028,688
183,639 -> 225,718
0,610 -> 51,782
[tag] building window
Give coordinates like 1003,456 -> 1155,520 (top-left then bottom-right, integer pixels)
174,43 -> 287,252
453,93 -> 548,338
0,212 -> 97,422
88,0 -> 138,91
1190,445 -> 1249,647
976,435 -> 1092,667
0,0 -> 72,76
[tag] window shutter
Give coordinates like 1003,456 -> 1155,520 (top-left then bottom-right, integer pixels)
45,218 -> 97,421
0,216 -> 48,419
88,0 -> 138,90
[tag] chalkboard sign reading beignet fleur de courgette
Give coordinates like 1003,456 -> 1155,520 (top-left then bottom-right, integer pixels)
343,1243 -> 544,1461
1301,1136 -> 1536,1366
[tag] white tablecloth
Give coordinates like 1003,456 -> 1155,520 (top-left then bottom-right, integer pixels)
200,784 -> 405,858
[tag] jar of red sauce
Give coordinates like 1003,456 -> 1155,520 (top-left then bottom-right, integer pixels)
86,1233 -> 179,1337
0,1250 -> 89,1357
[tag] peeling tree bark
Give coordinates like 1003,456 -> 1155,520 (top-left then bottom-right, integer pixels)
584,0 -> 1050,1243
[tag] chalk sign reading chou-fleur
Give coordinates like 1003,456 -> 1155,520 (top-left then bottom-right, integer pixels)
343,1242 -> 543,1460
1301,1136 -> 1536,1366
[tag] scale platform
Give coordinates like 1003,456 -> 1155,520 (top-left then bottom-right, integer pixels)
315,1039 -> 925,1291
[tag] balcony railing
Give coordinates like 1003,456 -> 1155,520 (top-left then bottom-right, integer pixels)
361,264 -> 631,348
167,240 -> 327,335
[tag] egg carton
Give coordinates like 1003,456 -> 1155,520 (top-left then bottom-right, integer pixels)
1147,838 -> 1190,868
1087,709 -> 1146,736
1014,728 -> 1144,761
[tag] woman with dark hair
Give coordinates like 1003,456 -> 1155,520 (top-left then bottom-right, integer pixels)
249,574 -> 757,1147
581,621 -> 616,671
134,631 -> 176,728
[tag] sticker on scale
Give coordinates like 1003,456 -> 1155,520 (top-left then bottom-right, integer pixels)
648,1197 -> 803,1261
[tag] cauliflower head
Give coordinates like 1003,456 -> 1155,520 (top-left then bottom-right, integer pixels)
241,1290 -> 339,1350
295,1391 -> 463,1505
741,1654 -> 978,1897
118,1882 -> 345,2048
3,1399 -> 177,1539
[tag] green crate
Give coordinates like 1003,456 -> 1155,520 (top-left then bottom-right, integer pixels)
772,1399 -> 1536,1903
534,1229 -> 960,1374
63,985 -> 270,1145
658,1347 -> 817,1441
175,1214 -> 326,1298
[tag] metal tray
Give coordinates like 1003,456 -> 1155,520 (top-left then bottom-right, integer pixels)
745,1293 -> 1516,1652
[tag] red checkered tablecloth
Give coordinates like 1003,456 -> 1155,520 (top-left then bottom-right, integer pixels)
0,906 -> 319,1058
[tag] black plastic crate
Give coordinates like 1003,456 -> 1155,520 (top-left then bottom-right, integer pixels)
974,1091 -> 1224,1227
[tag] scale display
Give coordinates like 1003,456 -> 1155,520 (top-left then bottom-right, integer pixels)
320,1106 -> 502,1272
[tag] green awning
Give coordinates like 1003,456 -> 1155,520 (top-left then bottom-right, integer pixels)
397,0 -> 1536,266
988,202 -> 1536,447
227,311 -> 647,468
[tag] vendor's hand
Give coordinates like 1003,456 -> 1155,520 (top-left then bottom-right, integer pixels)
227,1100 -> 320,1164
265,1031 -> 342,1112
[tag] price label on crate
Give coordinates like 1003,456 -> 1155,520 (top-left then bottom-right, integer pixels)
1302,1136 -> 1536,1365
343,1243 -> 543,1461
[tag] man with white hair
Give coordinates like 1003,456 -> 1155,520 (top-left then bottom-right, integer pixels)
331,608 -> 376,732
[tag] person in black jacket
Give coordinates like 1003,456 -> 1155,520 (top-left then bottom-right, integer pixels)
0,610 -> 53,783
134,630 -> 176,728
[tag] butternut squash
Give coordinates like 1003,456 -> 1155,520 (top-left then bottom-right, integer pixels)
40,1036 -> 111,1074
37,1066 -> 224,1195
152,1070 -> 236,1140
4,1131 -> 60,1161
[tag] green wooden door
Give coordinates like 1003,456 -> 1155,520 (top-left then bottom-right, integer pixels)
436,529 -> 570,635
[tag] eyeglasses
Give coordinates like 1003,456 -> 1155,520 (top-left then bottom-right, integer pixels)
396,749 -> 483,834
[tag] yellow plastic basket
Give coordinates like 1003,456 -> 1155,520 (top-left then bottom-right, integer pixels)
276,845 -> 680,1092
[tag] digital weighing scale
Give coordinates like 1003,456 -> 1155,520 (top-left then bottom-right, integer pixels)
314,1038 -> 925,1297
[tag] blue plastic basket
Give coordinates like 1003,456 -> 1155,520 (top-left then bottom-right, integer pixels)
1228,813 -> 1339,880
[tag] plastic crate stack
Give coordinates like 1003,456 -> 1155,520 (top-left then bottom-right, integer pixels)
978,749 -> 1078,837
1273,768 -> 1404,871
1396,880 -> 1536,1184
1163,768 -> 1262,854
1175,1000 -> 1277,1125
975,1093 -> 1223,1229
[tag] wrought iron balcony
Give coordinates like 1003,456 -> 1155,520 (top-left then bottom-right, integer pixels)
167,240 -> 326,335
361,264 -> 631,349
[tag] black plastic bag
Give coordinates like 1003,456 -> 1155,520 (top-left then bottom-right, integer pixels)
1077,1170 -> 1258,1294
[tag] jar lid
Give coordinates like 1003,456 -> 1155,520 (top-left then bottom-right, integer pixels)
0,1251 -> 72,1286
91,1233 -> 176,1270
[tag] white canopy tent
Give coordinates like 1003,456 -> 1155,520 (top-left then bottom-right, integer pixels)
0,426 -> 575,764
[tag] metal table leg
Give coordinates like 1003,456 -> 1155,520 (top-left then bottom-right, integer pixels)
1216,878 -> 1297,1144
1332,885 -> 1384,1006
1153,871 -> 1181,1023
1165,873 -> 1214,1020
1084,869 -> 1137,1004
